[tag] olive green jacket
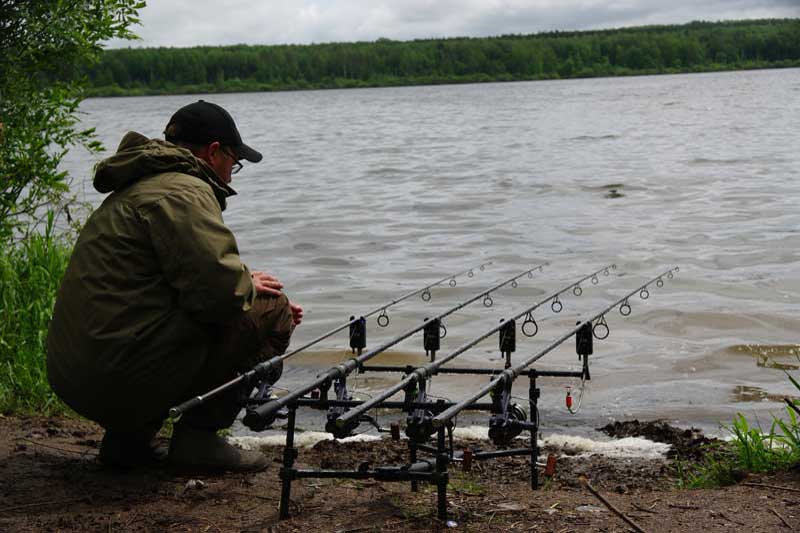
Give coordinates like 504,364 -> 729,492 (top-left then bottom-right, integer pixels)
47,132 -> 255,428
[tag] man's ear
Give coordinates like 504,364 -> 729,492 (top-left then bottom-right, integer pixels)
200,141 -> 222,164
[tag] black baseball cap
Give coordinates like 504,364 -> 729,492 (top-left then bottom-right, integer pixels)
165,100 -> 262,163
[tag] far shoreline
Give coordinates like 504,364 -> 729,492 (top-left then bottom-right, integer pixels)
84,62 -> 800,99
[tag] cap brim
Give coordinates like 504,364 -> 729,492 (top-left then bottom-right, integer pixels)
235,143 -> 262,163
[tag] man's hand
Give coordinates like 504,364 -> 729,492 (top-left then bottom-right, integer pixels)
251,271 -> 284,296
251,271 -> 302,325
289,302 -> 303,326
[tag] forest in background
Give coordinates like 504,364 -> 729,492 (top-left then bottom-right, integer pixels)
87,19 -> 800,96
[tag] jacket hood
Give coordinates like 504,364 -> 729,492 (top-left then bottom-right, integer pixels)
93,131 -> 236,210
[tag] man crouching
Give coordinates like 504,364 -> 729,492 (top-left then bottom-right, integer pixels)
47,100 -> 302,472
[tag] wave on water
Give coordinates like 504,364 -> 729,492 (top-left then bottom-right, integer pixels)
309,257 -> 354,267
588,183 -> 625,189
688,157 -> 752,166
578,182 -> 631,198
364,166 -> 411,176
411,200 -> 488,213
565,134 -> 621,142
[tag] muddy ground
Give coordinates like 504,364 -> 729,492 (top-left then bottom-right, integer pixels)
1,415 -> 799,532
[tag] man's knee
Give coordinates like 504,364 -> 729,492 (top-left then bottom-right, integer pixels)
251,293 -> 292,331
249,293 -> 294,357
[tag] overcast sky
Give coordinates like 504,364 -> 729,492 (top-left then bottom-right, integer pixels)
107,0 -> 800,48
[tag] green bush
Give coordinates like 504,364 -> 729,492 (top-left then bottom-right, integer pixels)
0,2 -> 142,415
0,215 -> 73,414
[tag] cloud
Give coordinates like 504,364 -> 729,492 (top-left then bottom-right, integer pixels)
108,0 -> 800,48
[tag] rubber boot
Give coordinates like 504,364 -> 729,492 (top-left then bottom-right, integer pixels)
98,428 -> 168,469
168,425 -> 268,473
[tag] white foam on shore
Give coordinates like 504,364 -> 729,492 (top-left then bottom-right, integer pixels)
231,426 -> 670,458
454,426 -> 670,458
543,434 -> 670,459
232,426 -> 492,450
452,426 -> 490,440
230,432 -> 381,450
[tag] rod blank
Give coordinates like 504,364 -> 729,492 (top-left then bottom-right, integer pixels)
278,260 -> 493,361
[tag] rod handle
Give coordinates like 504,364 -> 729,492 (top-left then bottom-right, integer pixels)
168,396 -> 203,418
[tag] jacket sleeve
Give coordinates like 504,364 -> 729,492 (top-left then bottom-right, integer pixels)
143,183 -> 255,323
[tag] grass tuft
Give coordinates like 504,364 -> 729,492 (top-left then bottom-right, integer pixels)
675,359 -> 800,488
0,217 -> 72,415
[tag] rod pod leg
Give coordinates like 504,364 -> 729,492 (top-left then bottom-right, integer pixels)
409,440 -> 419,492
279,407 -> 298,519
529,373 -> 540,490
436,427 -> 449,522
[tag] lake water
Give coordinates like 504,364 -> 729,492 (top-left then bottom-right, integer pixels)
62,68 -> 800,437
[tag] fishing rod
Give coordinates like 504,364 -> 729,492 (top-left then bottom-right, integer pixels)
242,262 -> 549,429
282,260 -> 494,357
332,264 -> 617,430
430,267 -> 679,430
168,261 -> 491,418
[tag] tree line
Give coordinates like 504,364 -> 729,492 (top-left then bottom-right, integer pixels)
88,18 -> 800,95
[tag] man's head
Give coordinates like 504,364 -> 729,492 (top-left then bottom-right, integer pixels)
165,100 -> 262,184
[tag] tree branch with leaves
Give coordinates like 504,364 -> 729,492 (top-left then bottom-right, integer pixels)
0,0 -> 145,241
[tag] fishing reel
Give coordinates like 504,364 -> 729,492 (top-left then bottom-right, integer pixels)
406,408 -> 453,443
241,358 -> 286,431
403,378 -> 446,443
405,412 -> 437,443
325,376 -> 359,439
322,376 -> 389,439
488,403 -> 527,445
487,379 -> 529,446
246,356 -> 285,395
